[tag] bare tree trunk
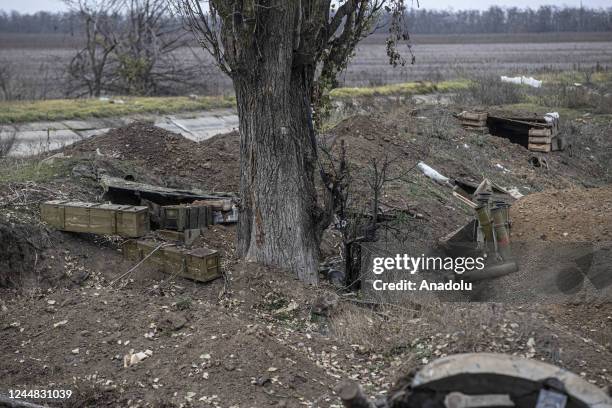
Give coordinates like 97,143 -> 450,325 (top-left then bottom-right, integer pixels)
234,70 -> 320,284
230,8 -> 321,284
180,0 -> 409,284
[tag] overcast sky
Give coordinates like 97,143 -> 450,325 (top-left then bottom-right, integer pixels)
1,0 -> 611,13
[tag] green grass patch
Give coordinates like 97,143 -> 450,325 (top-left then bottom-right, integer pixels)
329,80 -> 469,98
535,70 -> 612,86
1,81 -> 470,124
0,95 -> 236,124
0,157 -> 79,183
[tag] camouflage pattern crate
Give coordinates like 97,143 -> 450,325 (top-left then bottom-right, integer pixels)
122,240 -> 221,283
41,200 -> 149,237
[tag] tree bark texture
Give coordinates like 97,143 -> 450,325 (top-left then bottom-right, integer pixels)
219,1 -> 322,284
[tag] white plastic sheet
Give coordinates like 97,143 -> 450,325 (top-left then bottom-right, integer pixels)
500,75 -> 542,88
544,112 -> 560,124
417,161 -> 451,186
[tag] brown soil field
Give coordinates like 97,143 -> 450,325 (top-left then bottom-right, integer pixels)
2,32 -> 612,99
512,186 -> 612,243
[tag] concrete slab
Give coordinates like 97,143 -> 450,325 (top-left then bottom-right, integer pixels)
16,121 -> 70,132
173,108 -> 236,119
9,129 -> 81,157
155,113 -> 239,142
0,125 -> 17,134
154,122 -> 186,135
62,119 -> 109,130
183,116 -> 228,128
8,108 -> 239,157
77,128 -> 112,139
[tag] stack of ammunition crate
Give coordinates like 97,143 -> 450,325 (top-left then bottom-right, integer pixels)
40,200 -> 149,237
41,200 -> 223,284
457,111 -> 488,130
157,204 -> 214,245
160,204 -> 213,231
122,240 -> 220,283
528,125 -> 559,153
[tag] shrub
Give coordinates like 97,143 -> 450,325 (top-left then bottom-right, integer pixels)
0,130 -> 15,157
538,84 -> 612,114
454,74 -> 526,106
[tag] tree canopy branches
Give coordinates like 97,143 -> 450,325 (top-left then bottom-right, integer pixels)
175,0 -> 408,121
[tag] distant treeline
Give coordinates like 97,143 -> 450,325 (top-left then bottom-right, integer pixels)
0,11 -> 82,34
0,6 -> 611,34
403,6 -> 612,33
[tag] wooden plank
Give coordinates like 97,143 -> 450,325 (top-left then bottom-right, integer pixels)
461,112 -> 488,121
462,122 -> 487,128
528,135 -> 553,144
452,191 -> 478,209
192,199 -> 233,211
461,118 -> 487,126
528,128 -> 552,137
491,116 -> 550,127
100,175 -> 235,205
528,143 -> 552,153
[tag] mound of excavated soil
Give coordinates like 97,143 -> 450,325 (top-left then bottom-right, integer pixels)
66,122 -> 240,192
460,186 -> 612,304
0,222 -> 48,287
511,186 -> 612,242
0,217 -> 144,290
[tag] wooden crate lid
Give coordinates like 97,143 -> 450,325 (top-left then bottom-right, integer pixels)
97,203 -> 148,213
42,200 -> 69,206
62,201 -> 99,208
189,247 -> 218,258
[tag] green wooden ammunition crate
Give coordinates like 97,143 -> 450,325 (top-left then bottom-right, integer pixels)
41,200 -> 149,237
160,205 -> 212,231
122,240 -> 221,283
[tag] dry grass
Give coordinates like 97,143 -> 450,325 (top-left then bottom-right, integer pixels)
0,80 -> 467,124
536,84 -> 612,114
0,129 -> 16,157
330,80 -> 468,99
453,74 -> 526,106
329,296 -> 535,381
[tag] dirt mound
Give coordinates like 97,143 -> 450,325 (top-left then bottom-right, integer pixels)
65,122 -> 240,192
459,186 -> 612,304
0,217 -> 143,290
0,222 -> 49,287
512,186 -> 612,242
326,114 -> 414,165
